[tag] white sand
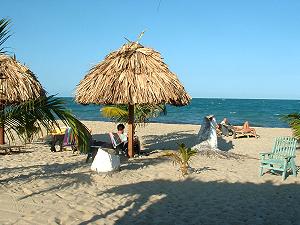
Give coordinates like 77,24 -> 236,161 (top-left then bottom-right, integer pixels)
0,121 -> 299,225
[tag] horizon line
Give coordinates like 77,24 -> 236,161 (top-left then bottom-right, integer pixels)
58,96 -> 300,101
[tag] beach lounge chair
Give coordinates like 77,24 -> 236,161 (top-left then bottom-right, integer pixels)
45,127 -> 68,152
47,127 -> 87,152
62,127 -> 78,152
86,133 -> 123,164
233,129 -> 256,139
259,136 -> 297,180
87,132 -> 141,163
109,132 -> 142,156
109,132 -> 128,155
232,121 -> 258,139
220,124 -> 234,137
86,133 -> 122,163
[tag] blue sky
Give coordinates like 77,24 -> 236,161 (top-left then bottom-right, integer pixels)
2,0 -> 300,99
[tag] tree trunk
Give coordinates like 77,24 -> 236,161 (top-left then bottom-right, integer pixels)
128,104 -> 134,158
0,104 -> 4,145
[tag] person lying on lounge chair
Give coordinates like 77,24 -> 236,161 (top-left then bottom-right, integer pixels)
234,121 -> 257,138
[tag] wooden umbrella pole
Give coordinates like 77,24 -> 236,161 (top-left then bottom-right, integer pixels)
0,126 -> 4,145
0,104 -> 4,145
128,104 -> 134,158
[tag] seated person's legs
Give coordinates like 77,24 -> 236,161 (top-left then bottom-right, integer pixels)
134,136 -> 141,155
121,138 -> 140,157
121,142 -> 129,156
227,125 -> 234,135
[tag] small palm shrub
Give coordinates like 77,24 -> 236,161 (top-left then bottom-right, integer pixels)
164,143 -> 198,176
284,113 -> 300,139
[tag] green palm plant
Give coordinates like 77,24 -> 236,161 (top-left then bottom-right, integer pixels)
284,113 -> 300,139
164,143 -> 198,176
101,104 -> 167,125
0,18 -> 10,53
1,95 -> 91,153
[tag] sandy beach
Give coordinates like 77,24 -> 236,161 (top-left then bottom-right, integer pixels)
0,121 -> 299,225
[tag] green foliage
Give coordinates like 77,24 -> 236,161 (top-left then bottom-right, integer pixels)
1,95 -> 91,153
0,18 -> 11,53
283,113 -> 300,140
163,143 -> 198,176
101,104 -> 167,125
101,105 -> 128,124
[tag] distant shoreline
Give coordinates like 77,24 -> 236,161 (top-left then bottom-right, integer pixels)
60,98 -> 297,128
59,96 -> 300,101
76,120 -> 291,129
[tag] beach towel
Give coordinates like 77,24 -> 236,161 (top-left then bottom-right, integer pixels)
63,127 -> 76,147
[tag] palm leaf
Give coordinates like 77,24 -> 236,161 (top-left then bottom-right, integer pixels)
101,104 -> 167,125
0,18 -> 11,53
2,96 -> 91,153
101,105 -> 128,123
283,113 -> 300,139
163,143 -> 197,176
163,151 -> 183,165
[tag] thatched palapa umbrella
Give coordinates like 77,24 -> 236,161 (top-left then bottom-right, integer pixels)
0,54 -> 45,144
75,41 -> 191,157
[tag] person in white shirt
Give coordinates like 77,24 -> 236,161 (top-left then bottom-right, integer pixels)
117,124 -> 128,143
220,118 -> 232,136
116,124 -> 141,156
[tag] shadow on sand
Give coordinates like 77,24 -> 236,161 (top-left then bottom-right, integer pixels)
79,178 -> 300,225
0,157 -> 170,199
143,131 -> 234,152
120,157 -> 169,171
0,161 -> 92,200
0,150 -> 33,155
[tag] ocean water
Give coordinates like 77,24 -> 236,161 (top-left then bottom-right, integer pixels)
62,98 -> 300,128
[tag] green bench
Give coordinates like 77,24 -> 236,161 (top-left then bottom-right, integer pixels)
260,136 -> 297,180
0,144 -> 24,154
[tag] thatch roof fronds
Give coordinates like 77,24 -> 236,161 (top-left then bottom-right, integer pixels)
0,54 -> 45,104
75,42 -> 191,106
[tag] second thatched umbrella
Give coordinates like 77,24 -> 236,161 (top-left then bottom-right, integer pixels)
75,41 -> 191,157
0,54 -> 45,144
